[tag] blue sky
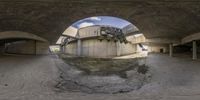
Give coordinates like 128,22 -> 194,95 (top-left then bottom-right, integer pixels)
58,16 -> 139,44
72,16 -> 132,29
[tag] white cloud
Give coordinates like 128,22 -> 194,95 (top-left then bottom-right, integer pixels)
78,22 -> 95,28
90,17 -> 101,21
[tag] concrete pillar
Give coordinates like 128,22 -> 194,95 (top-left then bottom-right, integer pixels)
77,39 -> 82,56
169,43 -> 173,57
62,46 -> 65,53
193,40 -> 197,60
59,45 -> 63,53
116,41 -> 121,56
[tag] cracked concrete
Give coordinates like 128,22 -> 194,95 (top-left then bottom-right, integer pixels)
0,54 -> 200,99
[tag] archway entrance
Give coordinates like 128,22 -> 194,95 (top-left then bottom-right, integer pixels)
0,31 -> 49,55
56,16 -> 143,58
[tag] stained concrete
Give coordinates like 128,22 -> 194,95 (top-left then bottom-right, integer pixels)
0,54 -> 200,99
5,40 -> 49,55
0,0 -> 200,44
65,39 -> 136,57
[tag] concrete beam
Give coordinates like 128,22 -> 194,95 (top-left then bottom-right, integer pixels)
193,40 -> 197,60
77,39 -> 82,56
125,31 -> 141,37
146,38 -> 181,44
169,43 -> 173,57
182,32 -> 200,44
61,34 -> 77,39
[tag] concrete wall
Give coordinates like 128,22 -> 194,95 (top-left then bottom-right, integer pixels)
148,44 -> 168,53
5,40 -> 49,55
36,41 -> 49,55
78,26 -> 100,38
64,26 -> 169,57
119,42 -> 137,55
64,39 -> 137,57
6,40 -> 36,54
127,35 -> 146,44
82,39 -> 117,57
64,42 -> 77,55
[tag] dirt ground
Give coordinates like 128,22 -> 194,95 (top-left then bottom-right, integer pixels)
61,56 -> 148,77
57,56 -> 150,94
0,53 -> 200,100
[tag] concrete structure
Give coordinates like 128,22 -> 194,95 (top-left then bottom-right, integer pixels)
63,26 -> 170,58
0,0 -> 199,45
61,24 -> 200,59
169,44 -> 173,57
77,39 -> 82,56
0,31 -> 49,55
64,26 -> 139,57
65,38 -> 137,58
1,1 -> 200,99
0,0 -> 198,59
5,40 -> 49,55
116,41 -> 122,56
193,40 -> 197,60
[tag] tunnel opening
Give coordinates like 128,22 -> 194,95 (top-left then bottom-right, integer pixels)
173,40 -> 200,58
56,16 -> 148,58
1,1 -> 200,99
0,31 -> 50,55
0,38 -> 41,55
0,38 -> 35,55
54,16 -> 152,94
160,48 -> 164,53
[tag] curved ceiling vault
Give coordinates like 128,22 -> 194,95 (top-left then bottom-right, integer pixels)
0,31 -> 48,42
0,0 -> 199,44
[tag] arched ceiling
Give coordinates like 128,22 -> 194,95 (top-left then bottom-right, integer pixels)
0,31 -> 47,42
0,0 -> 200,44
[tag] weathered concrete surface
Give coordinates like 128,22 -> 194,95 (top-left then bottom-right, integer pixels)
1,54 -> 200,99
6,40 -> 37,54
5,40 -> 49,55
0,31 -> 47,42
65,39 -> 136,57
0,55 -> 59,100
182,32 -> 200,44
0,0 -> 200,44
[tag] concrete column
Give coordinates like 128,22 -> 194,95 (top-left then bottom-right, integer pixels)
62,46 -> 65,53
193,40 -> 197,60
59,45 -> 63,53
169,43 -> 173,57
116,41 -> 121,56
77,39 -> 82,56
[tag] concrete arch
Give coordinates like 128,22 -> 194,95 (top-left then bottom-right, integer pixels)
0,31 -> 49,55
0,31 -> 48,42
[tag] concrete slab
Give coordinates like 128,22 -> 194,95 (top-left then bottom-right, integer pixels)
0,54 -> 200,99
